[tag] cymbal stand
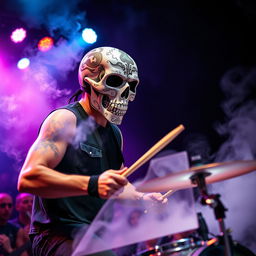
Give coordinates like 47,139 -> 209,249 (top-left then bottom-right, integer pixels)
190,172 -> 233,256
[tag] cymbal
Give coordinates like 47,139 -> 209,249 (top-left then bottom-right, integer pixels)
137,160 -> 256,193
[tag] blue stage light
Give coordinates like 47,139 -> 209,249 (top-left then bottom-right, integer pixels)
17,58 -> 30,70
82,28 -> 97,44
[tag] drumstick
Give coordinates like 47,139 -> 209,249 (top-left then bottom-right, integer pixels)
161,189 -> 175,199
144,189 -> 175,214
122,124 -> 185,177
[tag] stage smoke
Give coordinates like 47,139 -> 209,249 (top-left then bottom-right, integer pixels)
72,118 -> 97,149
13,0 -> 85,39
196,66 -> 256,253
0,1 -> 87,166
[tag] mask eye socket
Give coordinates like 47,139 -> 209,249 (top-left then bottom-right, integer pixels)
128,81 -> 138,92
106,75 -> 124,87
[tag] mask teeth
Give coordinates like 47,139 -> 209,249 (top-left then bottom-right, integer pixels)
106,101 -> 128,116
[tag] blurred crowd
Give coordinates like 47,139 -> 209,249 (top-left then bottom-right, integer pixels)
0,192 -> 32,256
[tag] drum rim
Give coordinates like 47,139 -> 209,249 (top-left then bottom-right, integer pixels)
136,237 -> 204,255
159,238 -> 203,253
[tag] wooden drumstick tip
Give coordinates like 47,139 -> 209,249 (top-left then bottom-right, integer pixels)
177,124 -> 185,131
122,124 -> 185,178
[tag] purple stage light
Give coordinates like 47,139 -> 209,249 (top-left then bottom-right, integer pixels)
17,58 -> 30,69
10,28 -> 27,43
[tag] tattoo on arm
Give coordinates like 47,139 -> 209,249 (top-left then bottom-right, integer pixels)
33,118 -> 71,158
33,140 -> 59,158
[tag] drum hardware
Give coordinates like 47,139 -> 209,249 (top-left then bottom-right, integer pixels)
137,160 -> 256,256
136,237 -> 205,256
190,172 -> 233,256
186,241 -> 256,256
196,212 -> 209,241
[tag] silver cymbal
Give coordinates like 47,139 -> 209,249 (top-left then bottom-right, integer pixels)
137,160 -> 256,192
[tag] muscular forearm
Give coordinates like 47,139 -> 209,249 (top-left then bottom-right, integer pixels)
18,165 -> 90,198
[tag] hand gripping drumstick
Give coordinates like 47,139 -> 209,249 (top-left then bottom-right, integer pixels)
122,124 -> 185,177
143,189 -> 176,214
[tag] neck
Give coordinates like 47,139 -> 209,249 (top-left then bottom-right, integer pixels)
79,94 -> 107,127
19,213 -> 30,226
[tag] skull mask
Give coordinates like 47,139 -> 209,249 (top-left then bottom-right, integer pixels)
78,47 -> 139,125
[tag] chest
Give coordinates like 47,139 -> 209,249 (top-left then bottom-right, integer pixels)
57,125 -> 123,175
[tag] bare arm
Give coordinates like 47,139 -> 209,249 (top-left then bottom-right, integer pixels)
18,109 -> 127,198
16,228 -> 29,256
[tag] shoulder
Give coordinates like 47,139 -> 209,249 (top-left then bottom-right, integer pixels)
46,108 -> 77,123
111,124 -> 122,134
9,218 -> 21,228
39,109 -> 77,140
112,124 -> 123,139
6,222 -> 20,233
110,124 -> 123,150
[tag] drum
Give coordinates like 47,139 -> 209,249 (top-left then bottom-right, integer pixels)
136,237 -> 204,256
187,241 -> 255,256
136,239 -> 256,256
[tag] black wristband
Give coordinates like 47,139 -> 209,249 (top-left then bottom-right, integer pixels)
88,175 -> 100,197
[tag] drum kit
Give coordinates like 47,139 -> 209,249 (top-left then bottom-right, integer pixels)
118,125 -> 256,256
134,159 -> 256,256
71,126 -> 256,256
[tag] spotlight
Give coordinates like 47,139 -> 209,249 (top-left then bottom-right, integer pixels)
82,28 -> 97,44
17,58 -> 30,70
10,28 -> 27,43
38,36 -> 54,52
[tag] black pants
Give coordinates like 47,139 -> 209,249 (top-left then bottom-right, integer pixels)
31,230 -> 116,256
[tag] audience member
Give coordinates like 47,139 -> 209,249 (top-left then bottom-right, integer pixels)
10,193 -> 32,229
10,193 -> 33,256
0,193 -> 28,256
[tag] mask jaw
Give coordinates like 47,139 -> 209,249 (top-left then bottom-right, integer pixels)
90,87 -> 126,125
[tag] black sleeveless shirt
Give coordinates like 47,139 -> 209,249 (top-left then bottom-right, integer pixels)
30,102 -> 124,238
